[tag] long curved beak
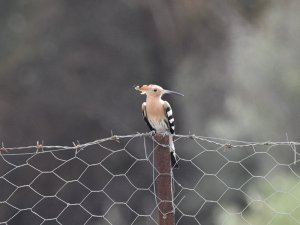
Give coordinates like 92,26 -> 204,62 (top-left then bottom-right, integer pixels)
163,89 -> 184,96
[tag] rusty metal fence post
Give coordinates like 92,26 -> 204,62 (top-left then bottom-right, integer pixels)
154,134 -> 175,225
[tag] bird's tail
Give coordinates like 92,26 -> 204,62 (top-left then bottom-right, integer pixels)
169,135 -> 179,169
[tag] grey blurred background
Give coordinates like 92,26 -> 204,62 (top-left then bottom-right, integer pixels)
1,0 -> 299,145
1,0 -> 300,224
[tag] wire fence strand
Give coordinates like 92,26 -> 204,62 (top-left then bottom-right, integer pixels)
1,132 -> 299,154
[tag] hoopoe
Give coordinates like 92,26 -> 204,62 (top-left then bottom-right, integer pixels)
135,84 -> 183,168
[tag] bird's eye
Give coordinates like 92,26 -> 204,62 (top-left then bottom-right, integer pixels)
153,89 -> 157,92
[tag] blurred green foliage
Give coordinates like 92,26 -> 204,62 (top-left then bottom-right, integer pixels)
217,176 -> 300,225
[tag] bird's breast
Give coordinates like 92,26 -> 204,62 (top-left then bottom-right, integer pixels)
146,99 -> 165,120
148,118 -> 168,133
146,98 -> 168,133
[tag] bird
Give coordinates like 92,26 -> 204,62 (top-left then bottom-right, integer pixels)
135,84 -> 183,168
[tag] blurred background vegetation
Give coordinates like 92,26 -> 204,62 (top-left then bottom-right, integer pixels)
1,0 -> 299,144
219,176 -> 300,225
0,0 -> 300,224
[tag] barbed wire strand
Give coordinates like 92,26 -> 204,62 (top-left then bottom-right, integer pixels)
1,132 -> 299,154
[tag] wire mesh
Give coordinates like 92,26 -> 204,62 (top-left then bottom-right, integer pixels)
0,132 -> 300,225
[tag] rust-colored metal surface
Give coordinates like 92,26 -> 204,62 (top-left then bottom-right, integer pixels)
154,134 -> 175,225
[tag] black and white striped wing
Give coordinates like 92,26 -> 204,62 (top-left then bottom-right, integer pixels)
142,102 -> 155,132
163,101 -> 175,134
163,101 -> 178,168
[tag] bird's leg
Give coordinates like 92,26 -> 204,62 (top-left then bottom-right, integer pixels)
164,131 -> 171,136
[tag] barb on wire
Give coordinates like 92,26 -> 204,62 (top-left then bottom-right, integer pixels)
36,140 -> 44,153
286,133 -> 298,165
0,142 -> 8,153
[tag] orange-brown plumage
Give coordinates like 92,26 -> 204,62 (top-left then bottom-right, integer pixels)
145,97 -> 165,120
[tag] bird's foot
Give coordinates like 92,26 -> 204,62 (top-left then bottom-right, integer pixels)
150,130 -> 156,136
